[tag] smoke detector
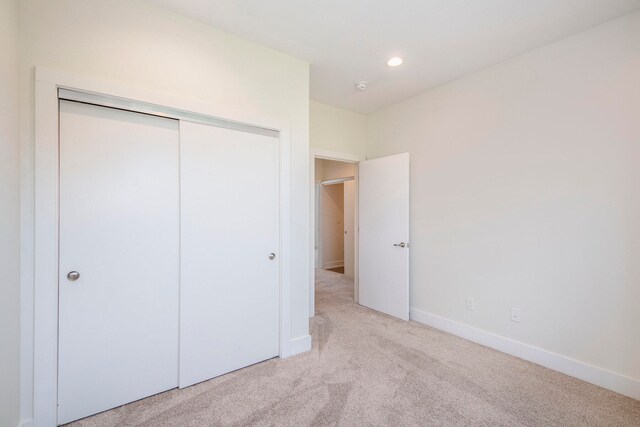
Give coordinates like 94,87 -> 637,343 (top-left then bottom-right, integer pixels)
355,81 -> 368,91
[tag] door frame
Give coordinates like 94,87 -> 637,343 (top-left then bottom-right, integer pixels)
309,148 -> 364,316
32,67 -> 293,426
318,177 -> 354,270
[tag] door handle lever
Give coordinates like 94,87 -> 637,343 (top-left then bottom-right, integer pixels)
393,242 -> 407,248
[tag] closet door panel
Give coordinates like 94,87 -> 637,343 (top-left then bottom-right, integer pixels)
179,121 -> 280,388
58,101 -> 180,424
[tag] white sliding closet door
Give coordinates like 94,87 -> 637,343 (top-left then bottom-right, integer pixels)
58,101 -> 180,424
179,121 -> 280,388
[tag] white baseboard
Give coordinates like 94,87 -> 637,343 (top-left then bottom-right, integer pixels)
323,260 -> 344,269
410,308 -> 640,401
289,334 -> 312,357
20,419 -> 33,427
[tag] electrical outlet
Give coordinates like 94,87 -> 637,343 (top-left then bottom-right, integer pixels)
510,307 -> 521,323
466,297 -> 475,311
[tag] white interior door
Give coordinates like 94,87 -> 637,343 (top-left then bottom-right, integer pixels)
358,153 -> 410,320
179,121 -> 280,388
58,101 -> 180,424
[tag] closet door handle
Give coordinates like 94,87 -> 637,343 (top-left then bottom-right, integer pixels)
269,253 -> 276,260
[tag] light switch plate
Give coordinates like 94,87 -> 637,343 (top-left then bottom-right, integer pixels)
466,297 -> 475,311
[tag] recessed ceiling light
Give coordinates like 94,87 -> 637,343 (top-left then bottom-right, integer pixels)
387,57 -> 403,67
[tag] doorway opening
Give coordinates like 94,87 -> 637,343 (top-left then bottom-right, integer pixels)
310,150 -> 410,321
311,154 -> 360,316
319,179 -> 347,275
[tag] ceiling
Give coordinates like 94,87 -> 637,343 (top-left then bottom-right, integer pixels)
147,0 -> 640,114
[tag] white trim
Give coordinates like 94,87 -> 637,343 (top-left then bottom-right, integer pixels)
289,335 -> 312,356
311,148 -> 363,163
19,420 -> 34,427
323,261 -> 345,269
310,149 -> 363,317
410,308 -> 640,401
58,88 -> 279,138
31,67 -> 294,425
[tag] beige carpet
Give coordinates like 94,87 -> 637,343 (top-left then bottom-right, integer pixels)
68,269 -> 640,426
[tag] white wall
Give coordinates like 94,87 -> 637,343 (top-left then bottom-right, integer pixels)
310,100 -> 366,157
0,0 -> 21,426
367,11 -> 640,384
19,0 -> 310,422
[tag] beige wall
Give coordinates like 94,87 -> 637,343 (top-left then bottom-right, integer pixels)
19,0 -> 310,422
367,11 -> 640,381
343,180 -> 355,280
315,159 -> 356,270
321,184 -> 345,268
314,159 -> 324,268
0,0 -> 21,426
322,159 -> 356,181
310,100 -> 366,157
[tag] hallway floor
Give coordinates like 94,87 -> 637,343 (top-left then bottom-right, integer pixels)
68,269 -> 639,426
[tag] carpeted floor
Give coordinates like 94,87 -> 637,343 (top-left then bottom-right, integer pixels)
67,269 -> 640,426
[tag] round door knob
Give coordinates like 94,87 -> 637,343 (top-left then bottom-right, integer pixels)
269,253 -> 276,260
67,271 -> 80,281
